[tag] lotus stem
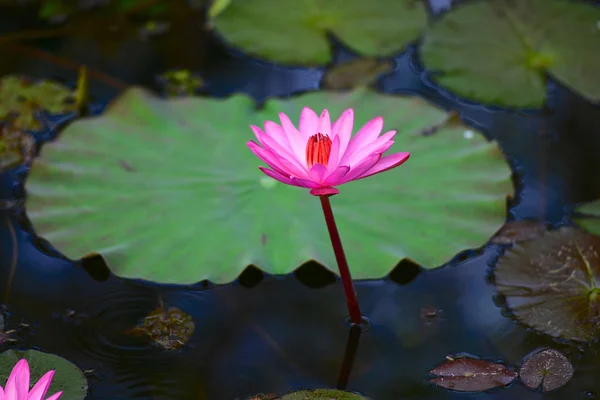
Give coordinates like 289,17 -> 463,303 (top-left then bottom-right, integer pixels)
318,195 -> 363,325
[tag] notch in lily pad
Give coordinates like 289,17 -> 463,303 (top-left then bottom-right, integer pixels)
429,355 -> 517,392
519,348 -> 574,393
494,227 -> 600,342
0,349 -> 88,400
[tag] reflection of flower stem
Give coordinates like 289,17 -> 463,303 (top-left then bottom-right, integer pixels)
336,324 -> 362,390
4,217 -> 18,303
319,195 -> 362,325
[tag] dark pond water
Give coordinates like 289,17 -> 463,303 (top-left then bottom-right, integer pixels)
1,1 -> 600,399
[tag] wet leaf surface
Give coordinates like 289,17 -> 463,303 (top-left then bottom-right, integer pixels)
212,0 -> 427,64
420,0 -> 600,107
0,349 -> 88,400
322,58 -> 393,90
128,305 -> 194,350
575,199 -> 600,236
491,220 -> 548,245
494,227 -> 600,342
279,389 -> 368,399
519,348 -> 574,392
429,356 -> 518,392
25,87 -> 511,284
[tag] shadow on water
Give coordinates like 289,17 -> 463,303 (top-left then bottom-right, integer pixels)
2,1 -> 600,399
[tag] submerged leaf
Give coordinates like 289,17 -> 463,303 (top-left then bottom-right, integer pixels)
25,87 -> 511,284
0,349 -> 88,400
129,306 -> 194,350
212,0 -> 427,65
494,227 -> 600,342
519,348 -> 573,392
0,125 -> 35,171
157,69 -> 204,98
420,0 -> 600,107
280,389 -> 367,399
322,58 -> 394,90
491,220 -> 548,245
429,356 -> 517,392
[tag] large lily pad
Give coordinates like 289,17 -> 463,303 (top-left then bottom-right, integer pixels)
494,227 -> 600,342
420,0 -> 600,107
212,0 -> 427,65
25,87 -> 511,284
0,349 -> 87,400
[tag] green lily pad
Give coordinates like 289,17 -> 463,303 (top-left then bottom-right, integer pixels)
212,0 -> 427,65
0,349 -> 87,400
280,389 -> 367,399
575,200 -> 600,235
420,0 -> 600,107
25,87 -> 511,284
0,75 -> 76,131
494,227 -> 600,342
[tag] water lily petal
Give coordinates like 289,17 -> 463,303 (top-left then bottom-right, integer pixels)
279,112 -> 308,167
339,116 -> 384,165
347,130 -> 396,166
356,152 -> 411,180
309,163 -> 328,183
327,135 -> 341,170
299,107 -> 319,138
247,141 -> 308,179
290,176 -> 321,188
340,153 -> 382,184
331,109 -> 354,156
323,165 -> 350,186
45,392 -> 63,400
317,109 -> 331,136
258,167 -> 296,185
252,126 -> 307,175
27,370 -> 54,400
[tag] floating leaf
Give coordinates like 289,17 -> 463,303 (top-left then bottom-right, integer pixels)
322,58 -> 394,90
0,349 -> 88,400
280,389 -> 367,399
494,227 -> 600,342
429,356 -> 518,392
208,0 -> 232,20
574,200 -> 600,235
128,306 -> 194,350
420,0 -> 600,107
519,348 -> 574,392
25,87 -> 511,284
212,0 -> 427,65
491,220 -> 548,245
0,75 -> 76,131
157,69 -> 204,98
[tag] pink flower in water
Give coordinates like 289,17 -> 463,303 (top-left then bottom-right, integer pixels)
247,107 -> 410,196
0,359 -> 62,400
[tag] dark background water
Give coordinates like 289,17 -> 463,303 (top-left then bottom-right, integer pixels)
1,1 -> 600,399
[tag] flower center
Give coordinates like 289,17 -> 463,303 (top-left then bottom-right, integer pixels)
306,133 -> 332,168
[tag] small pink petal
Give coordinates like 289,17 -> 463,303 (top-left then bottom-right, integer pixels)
356,152 -> 411,180
45,392 -> 63,400
310,187 -> 339,196
263,120 -> 305,163
27,370 -> 55,400
299,107 -> 319,138
308,163 -> 328,183
339,153 -> 382,184
327,135 -> 341,170
317,109 -> 331,136
339,116 -> 383,165
323,165 -> 350,186
290,176 -> 321,188
331,109 -> 354,156
5,359 -> 28,400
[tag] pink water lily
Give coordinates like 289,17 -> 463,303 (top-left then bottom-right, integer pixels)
0,359 -> 62,400
247,107 -> 410,196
